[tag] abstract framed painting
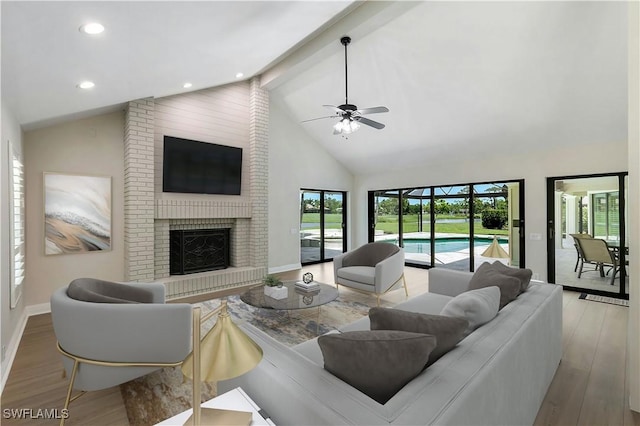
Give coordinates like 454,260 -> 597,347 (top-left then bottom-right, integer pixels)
44,173 -> 112,255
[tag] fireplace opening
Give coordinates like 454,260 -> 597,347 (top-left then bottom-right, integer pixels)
170,228 -> 230,275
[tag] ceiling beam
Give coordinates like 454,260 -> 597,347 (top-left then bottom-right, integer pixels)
259,0 -> 420,90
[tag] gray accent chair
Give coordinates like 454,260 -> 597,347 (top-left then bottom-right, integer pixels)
333,242 -> 407,306
50,278 -> 192,421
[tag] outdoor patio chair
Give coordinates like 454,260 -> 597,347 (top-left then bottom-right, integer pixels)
575,238 -> 620,285
570,233 -> 593,272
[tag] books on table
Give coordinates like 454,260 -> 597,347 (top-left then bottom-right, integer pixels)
295,280 -> 320,291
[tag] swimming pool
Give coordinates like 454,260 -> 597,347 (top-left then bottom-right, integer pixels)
397,237 -> 506,254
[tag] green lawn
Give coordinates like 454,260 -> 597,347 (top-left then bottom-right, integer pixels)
301,213 -> 509,235
375,214 -> 508,235
301,213 -> 343,229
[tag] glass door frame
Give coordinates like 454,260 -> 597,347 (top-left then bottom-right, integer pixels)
300,188 -> 347,266
368,179 -> 525,271
546,172 -> 628,299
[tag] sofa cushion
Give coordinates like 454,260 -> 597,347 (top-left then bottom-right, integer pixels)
67,278 -> 154,304
369,307 -> 468,366
468,262 -> 521,309
490,261 -> 533,293
439,286 -> 500,336
342,242 -> 399,267
337,266 -> 375,286
318,330 -> 436,404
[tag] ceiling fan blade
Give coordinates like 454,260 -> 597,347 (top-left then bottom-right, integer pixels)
356,116 -> 385,129
323,105 -> 344,114
301,116 -> 337,123
356,106 -> 389,115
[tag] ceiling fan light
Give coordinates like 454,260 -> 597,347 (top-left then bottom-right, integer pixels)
339,118 -> 360,134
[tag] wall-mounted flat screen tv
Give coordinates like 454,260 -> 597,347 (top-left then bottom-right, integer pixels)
162,136 -> 242,195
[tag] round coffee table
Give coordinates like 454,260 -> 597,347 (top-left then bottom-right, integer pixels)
240,280 -> 338,311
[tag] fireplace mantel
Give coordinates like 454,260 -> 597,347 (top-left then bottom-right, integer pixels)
155,199 -> 252,220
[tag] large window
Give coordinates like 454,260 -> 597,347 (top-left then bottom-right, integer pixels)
369,180 -> 525,271
300,189 -> 347,265
9,141 -> 24,308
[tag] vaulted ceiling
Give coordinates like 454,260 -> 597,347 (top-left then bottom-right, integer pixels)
2,1 -> 629,176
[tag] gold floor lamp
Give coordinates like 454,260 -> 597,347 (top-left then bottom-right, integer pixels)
181,299 -> 263,425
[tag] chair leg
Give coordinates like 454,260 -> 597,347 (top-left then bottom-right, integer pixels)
578,262 -> 584,278
402,274 -> 409,298
61,360 -> 79,426
610,267 -> 618,285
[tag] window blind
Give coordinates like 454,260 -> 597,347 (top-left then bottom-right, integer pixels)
9,144 -> 25,304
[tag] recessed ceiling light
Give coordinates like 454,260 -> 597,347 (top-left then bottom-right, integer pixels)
77,81 -> 95,89
183,82 -> 193,89
79,22 -> 105,35
235,72 -> 244,79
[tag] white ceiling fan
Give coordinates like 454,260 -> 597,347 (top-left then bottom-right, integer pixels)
302,36 -> 389,135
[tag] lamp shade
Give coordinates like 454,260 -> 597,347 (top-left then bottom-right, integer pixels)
481,236 -> 509,259
181,308 -> 263,382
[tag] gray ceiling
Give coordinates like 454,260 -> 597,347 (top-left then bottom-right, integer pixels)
2,1 -> 629,176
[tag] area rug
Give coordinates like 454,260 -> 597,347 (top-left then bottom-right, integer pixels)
120,293 -> 375,425
579,293 -> 629,307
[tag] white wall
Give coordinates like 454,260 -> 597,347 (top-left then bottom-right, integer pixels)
268,101 -> 354,272
1,104 -> 27,391
352,139 -> 628,280
23,111 -> 125,307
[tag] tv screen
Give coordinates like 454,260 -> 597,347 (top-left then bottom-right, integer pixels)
162,136 -> 242,195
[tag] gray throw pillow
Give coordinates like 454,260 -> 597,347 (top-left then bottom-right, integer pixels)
468,262 -> 521,309
490,261 -> 533,293
67,278 -> 154,303
318,330 -> 436,404
440,286 -> 500,336
369,307 -> 468,366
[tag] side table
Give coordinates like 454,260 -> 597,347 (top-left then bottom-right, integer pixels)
155,387 -> 275,425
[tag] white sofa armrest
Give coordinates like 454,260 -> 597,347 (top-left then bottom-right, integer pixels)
428,268 -> 473,297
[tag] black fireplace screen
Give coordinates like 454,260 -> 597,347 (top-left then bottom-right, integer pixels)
170,228 -> 230,275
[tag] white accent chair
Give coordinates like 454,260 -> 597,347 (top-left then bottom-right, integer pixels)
50,278 -> 193,424
333,242 -> 407,306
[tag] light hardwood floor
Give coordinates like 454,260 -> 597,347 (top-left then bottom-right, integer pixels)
1,264 -> 638,425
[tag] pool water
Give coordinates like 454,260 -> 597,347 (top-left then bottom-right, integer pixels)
400,237 -> 502,254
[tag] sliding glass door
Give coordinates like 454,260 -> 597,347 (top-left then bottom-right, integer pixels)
369,180 -> 525,271
300,189 -> 347,265
547,173 -> 629,298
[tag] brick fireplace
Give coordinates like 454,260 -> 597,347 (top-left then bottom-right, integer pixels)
123,78 -> 268,299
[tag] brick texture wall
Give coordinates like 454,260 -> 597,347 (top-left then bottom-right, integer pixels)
249,77 -> 269,271
123,80 -> 268,298
124,99 -> 155,282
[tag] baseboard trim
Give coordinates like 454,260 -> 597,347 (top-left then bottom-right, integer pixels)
0,309 -> 28,395
268,263 -> 302,274
0,302 -> 52,395
26,302 -> 51,316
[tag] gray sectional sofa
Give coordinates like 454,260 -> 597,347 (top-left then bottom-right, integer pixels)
220,268 -> 563,425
